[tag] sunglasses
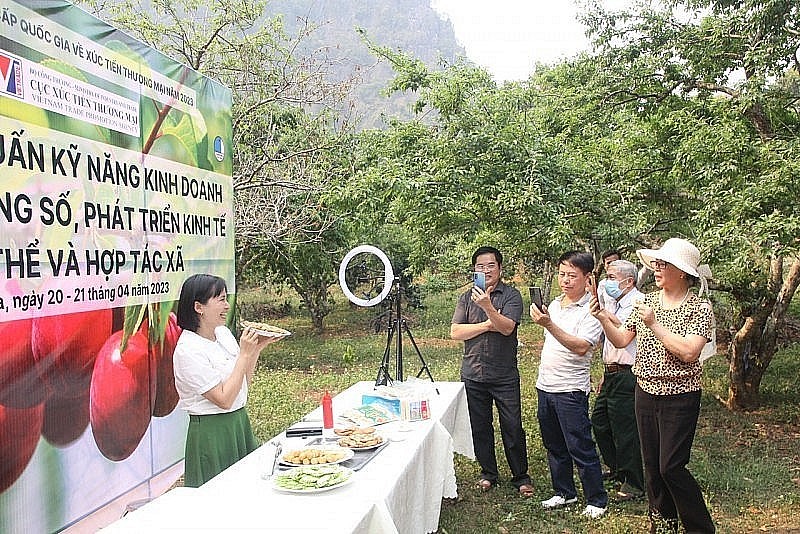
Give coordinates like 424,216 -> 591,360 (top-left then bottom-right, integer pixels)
651,260 -> 670,271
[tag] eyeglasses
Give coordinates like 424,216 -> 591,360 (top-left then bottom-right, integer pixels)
651,260 -> 670,271
474,263 -> 498,272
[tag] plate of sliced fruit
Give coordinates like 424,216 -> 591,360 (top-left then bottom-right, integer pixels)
272,465 -> 354,493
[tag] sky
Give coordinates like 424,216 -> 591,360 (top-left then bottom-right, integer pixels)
431,0 -> 626,82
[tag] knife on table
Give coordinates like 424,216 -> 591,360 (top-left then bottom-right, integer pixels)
268,442 -> 282,477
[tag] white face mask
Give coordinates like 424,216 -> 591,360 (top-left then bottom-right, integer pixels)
604,280 -> 623,299
604,278 -> 632,299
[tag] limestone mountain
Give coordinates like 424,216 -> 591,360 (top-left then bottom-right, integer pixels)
266,0 -> 467,128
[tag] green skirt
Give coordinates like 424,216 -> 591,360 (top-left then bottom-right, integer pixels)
184,407 -> 259,487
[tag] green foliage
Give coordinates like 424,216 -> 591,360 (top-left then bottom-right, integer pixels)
572,0 -> 800,407
347,54 -> 647,280
261,217 -> 349,334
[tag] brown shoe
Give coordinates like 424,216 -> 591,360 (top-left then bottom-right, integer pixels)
518,483 -> 535,498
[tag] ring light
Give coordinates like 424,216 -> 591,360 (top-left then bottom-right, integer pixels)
338,245 -> 394,307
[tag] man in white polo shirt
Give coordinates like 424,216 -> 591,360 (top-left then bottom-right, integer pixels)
530,251 -> 607,519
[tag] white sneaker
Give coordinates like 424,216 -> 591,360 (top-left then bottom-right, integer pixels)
581,504 -> 606,519
541,495 -> 578,509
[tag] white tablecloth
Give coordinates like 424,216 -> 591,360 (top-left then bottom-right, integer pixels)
103,381 -> 474,533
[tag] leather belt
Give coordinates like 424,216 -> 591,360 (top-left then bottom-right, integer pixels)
604,363 -> 632,374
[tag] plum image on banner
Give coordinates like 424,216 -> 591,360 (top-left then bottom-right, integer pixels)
0,318 -> 48,408
152,312 -> 182,417
41,390 -> 91,447
0,403 -> 45,493
89,328 -> 155,461
32,309 -> 113,399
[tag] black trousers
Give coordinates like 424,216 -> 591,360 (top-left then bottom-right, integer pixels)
635,385 -> 715,533
463,378 -> 531,488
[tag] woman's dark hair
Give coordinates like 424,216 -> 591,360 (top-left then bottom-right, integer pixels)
558,251 -> 595,275
472,246 -> 503,267
176,274 -> 228,332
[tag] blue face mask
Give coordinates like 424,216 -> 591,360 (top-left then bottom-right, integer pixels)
604,280 -> 624,299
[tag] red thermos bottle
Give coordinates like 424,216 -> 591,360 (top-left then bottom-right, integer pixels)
322,391 -> 333,431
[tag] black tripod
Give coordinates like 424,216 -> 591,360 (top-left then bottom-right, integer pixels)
375,277 -> 438,393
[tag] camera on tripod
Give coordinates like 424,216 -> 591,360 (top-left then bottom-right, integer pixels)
355,261 -> 371,284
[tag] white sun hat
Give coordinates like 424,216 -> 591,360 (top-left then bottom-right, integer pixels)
637,238 -> 713,296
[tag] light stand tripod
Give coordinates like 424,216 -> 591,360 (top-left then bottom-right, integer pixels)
374,277 -> 438,393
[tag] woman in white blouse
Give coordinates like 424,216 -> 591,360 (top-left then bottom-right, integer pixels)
174,274 -> 280,487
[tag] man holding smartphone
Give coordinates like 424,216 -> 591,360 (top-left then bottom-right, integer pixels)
590,259 -> 645,501
451,246 -> 533,497
530,251 -> 608,518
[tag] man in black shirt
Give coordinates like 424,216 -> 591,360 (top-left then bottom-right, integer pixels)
450,246 -> 533,496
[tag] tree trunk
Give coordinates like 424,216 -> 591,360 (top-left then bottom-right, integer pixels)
310,311 -> 325,335
296,289 -> 327,335
726,327 -> 768,410
725,256 -> 800,410
292,279 -> 332,336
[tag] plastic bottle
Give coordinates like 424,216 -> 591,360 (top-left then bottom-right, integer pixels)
321,391 -> 333,438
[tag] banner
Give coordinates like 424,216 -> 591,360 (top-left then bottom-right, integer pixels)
0,1 -> 233,532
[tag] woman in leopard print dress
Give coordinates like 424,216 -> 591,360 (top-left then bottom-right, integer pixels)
590,238 -> 715,534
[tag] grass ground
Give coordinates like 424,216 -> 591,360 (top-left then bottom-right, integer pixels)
239,284 -> 800,533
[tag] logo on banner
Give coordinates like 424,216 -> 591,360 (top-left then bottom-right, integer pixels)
213,135 -> 225,161
0,52 -> 24,99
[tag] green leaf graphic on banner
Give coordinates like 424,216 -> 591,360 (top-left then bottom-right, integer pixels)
149,132 -> 196,167
104,40 -> 139,62
189,110 -> 212,171
197,77 -> 231,173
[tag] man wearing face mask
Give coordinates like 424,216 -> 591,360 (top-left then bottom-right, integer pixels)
596,249 -> 621,311
590,259 -> 645,501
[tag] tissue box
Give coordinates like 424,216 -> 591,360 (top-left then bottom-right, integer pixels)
401,398 -> 431,422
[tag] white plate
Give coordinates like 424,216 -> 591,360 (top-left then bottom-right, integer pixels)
254,329 -> 292,338
336,434 -> 386,451
241,321 -> 292,337
271,466 -> 355,494
280,446 -> 354,467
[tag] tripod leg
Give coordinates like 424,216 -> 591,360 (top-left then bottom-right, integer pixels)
401,320 -> 439,395
375,319 -> 395,386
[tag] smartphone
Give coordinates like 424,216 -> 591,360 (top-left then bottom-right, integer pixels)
588,273 -> 598,299
472,271 -> 486,291
529,286 -> 544,310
